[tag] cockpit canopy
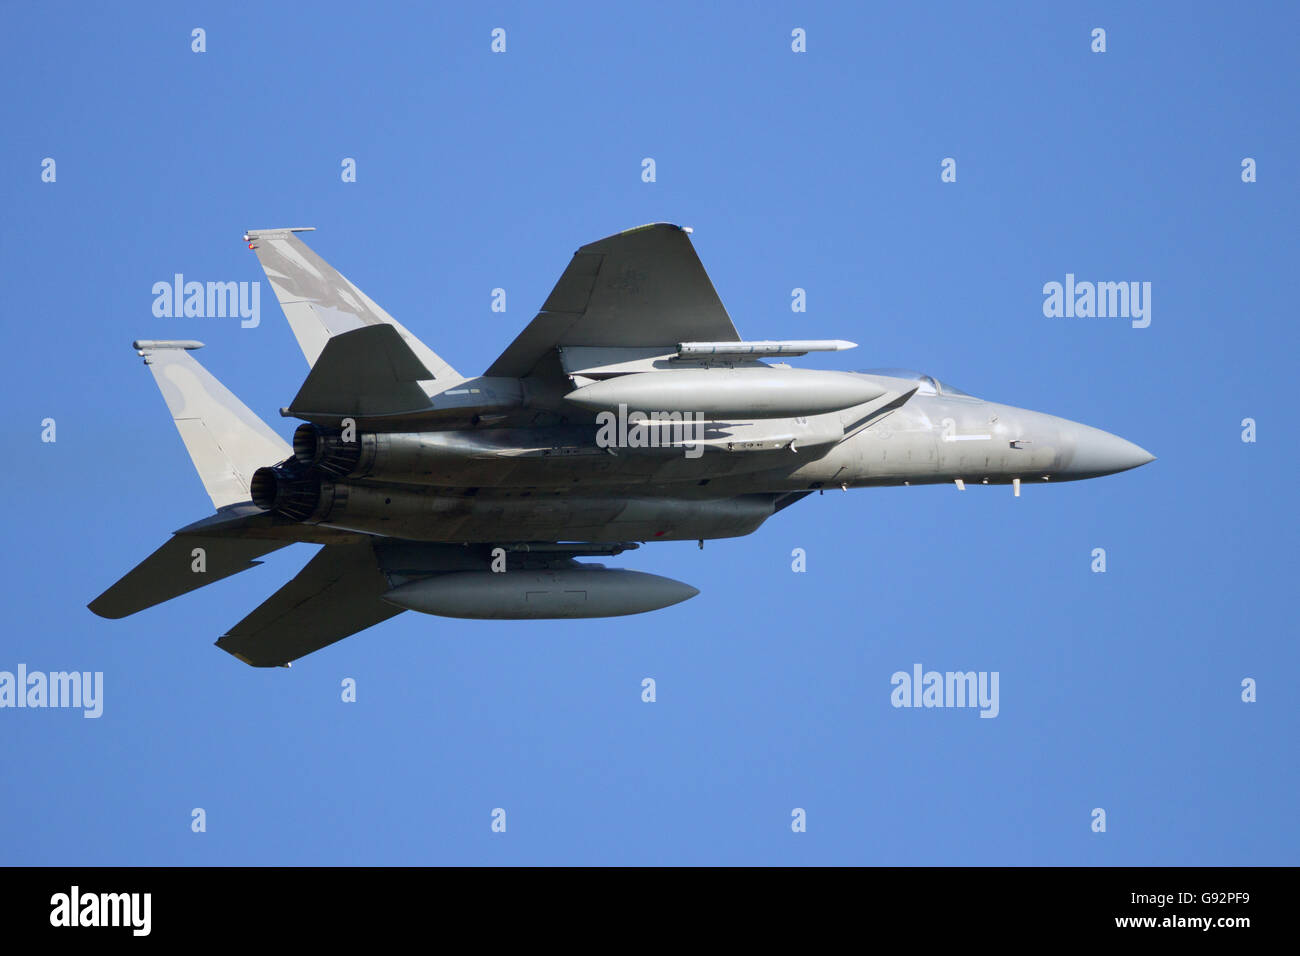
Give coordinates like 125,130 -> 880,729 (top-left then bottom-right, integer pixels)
856,368 -> 976,398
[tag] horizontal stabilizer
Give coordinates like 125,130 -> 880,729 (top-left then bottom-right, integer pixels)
89,534 -> 290,619
215,542 -> 403,667
287,324 -> 435,418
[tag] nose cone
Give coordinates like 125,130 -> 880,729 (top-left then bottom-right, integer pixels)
1061,422 -> 1155,478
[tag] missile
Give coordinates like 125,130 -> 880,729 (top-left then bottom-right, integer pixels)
132,339 -> 205,351
677,339 -> 857,358
564,368 -> 886,419
383,568 -> 700,619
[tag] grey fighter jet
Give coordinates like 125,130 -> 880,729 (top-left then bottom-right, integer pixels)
89,224 -> 1154,666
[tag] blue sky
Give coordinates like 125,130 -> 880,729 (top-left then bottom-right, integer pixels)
1,1 -> 1295,864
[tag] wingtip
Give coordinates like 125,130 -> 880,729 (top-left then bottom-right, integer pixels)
619,222 -> 685,236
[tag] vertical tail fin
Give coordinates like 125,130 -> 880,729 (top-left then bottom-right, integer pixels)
243,227 -> 464,385
133,340 -> 291,509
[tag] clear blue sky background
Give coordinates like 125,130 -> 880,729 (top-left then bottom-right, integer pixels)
1,1 -> 1295,865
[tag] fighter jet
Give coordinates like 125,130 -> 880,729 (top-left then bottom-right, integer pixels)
89,224 -> 1154,666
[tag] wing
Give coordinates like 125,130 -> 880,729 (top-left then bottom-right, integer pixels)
214,541 -> 403,667
486,223 -> 741,378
